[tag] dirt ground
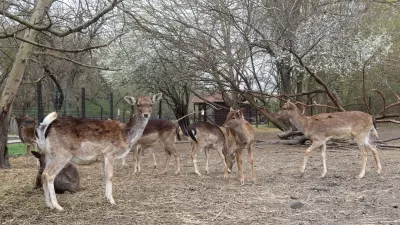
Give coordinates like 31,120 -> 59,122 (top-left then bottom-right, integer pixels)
1,126 -> 400,225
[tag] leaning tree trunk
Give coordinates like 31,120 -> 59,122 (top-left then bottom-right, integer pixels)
0,0 -> 54,168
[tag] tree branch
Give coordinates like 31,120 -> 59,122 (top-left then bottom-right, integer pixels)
0,0 -> 120,37
14,33 -> 125,53
32,51 -> 121,71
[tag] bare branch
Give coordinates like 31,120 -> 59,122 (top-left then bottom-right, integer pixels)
14,33 -> 125,53
33,51 -> 121,71
0,0 -> 120,37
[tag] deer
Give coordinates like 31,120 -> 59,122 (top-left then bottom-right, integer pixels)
32,151 -> 80,194
223,108 -> 255,185
13,115 -> 38,154
122,119 -> 181,175
35,93 -> 162,211
277,100 -> 382,179
187,121 -> 233,179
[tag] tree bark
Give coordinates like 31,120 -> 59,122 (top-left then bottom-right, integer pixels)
0,0 -> 54,168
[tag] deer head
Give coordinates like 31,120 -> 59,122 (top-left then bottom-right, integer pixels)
124,93 -> 162,118
223,107 -> 245,129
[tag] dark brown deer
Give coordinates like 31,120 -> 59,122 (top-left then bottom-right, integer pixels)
278,100 -> 382,178
35,93 -> 162,211
13,115 -> 38,154
32,151 -> 79,194
187,122 -> 233,178
223,108 -> 255,185
122,119 -> 181,175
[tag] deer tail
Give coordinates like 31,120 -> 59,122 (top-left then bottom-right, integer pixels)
35,112 -> 57,147
187,127 -> 198,143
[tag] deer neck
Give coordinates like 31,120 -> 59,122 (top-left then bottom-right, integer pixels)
233,122 -> 250,144
289,110 -> 308,134
126,114 -> 149,148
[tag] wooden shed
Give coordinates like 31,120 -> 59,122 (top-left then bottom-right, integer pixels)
191,94 -> 257,126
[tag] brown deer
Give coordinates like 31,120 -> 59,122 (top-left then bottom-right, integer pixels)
187,122 -> 233,178
35,93 -> 162,211
223,108 -> 255,185
32,151 -> 80,194
122,119 -> 181,175
13,115 -> 38,154
278,100 -> 382,178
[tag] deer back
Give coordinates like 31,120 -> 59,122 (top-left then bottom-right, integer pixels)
138,119 -> 179,146
44,116 -> 128,157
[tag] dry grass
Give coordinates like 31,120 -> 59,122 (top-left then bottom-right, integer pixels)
1,127 -> 400,224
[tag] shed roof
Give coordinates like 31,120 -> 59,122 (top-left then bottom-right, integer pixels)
191,93 -> 225,103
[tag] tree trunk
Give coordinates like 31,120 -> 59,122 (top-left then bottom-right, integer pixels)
0,0 -> 54,168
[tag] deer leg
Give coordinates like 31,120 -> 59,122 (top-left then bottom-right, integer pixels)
247,144 -> 255,182
165,145 -> 180,174
205,148 -> 210,174
367,143 -> 382,174
150,148 -> 157,169
300,141 -> 323,176
191,142 -> 201,176
42,156 -> 71,211
321,143 -> 327,178
104,155 -> 116,204
357,143 -> 368,179
121,157 -> 126,167
132,145 -> 139,174
160,148 -> 171,175
216,146 -> 229,179
137,147 -> 144,173
236,147 -> 244,185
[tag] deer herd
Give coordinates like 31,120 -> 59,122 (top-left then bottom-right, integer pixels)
10,94 -> 382,211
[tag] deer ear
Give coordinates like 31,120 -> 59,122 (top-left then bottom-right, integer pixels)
230,107 -> 235,112
152,93 -> 162,103
238,108 -> 244,117
124,96 -> 136,105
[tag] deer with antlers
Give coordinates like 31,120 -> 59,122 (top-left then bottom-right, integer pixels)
278,100 -> 382,178
122,119 -> 181,175
35,93 -> 162,211
223,108 -> 255,185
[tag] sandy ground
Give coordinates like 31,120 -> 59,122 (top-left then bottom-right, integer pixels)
1,126 -> 400,225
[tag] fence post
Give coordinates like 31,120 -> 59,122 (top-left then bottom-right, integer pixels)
37,80 -> 43,121
109,92 -> 113,120
81,87 -> 85,118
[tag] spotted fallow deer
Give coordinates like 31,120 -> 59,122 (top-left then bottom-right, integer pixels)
122,119 -> 181,175
223,108 -> 255,185
187,122 -> 233,178
35,93 -> 162,211
278,100 -> 382,178
13,116 -> 38,154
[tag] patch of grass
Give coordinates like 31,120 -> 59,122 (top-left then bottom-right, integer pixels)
7,143 -> 27,156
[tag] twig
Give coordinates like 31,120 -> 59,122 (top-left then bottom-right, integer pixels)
212,208 -> 224,222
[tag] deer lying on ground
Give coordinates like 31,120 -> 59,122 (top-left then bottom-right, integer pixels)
278,100 -> 382,178
187,122 -> 233,178
122,119 -> 181,175
223,108 -> 255,185
35,93 -> 162,211
13,116 -> 38,154
32,151 -> 80,194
